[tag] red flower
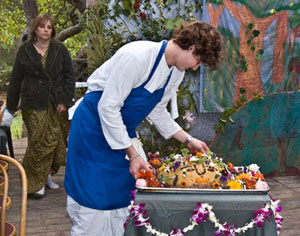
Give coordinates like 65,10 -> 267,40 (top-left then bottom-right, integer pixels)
139,12 -> 146,20
133,2 -> 140,9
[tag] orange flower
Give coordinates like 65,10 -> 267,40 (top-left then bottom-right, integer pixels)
253,172 -> 265,181
227,162 -> 233,169
196,152 -> 202,158
195,178 -> 210,184
244,178 -> 257,189
136,169 -> 162,187
149,159 -> 160,166
179,181 -> 187,188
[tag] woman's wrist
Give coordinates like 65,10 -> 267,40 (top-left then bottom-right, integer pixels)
185,135 -> 193,146
130,153 -> 140,161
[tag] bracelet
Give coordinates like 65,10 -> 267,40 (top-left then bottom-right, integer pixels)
185,135 -> 193,145
130,153 -> 140,161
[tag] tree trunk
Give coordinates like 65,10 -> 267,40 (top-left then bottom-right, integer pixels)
207,2 -> 224,28
21,0 -> 38,41
223,0 -> 276,103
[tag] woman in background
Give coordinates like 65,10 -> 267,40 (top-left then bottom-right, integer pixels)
7,14 -> 75,198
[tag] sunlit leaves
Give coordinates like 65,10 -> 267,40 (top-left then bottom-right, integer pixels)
0,0 -> 25,49
0,0 -> 85,57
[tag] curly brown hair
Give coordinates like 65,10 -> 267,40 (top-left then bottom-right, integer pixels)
30,14 -> 56,41
172,21 -> 223,70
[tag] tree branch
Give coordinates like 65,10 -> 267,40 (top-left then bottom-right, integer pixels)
56,24 -> 84,41
8,0 -> 23,10
66,0 -> 86,13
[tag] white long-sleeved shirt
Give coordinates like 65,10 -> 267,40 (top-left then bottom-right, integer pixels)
86,41 -> 185,150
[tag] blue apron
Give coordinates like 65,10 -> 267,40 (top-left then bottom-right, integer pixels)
65,41 -> 172,210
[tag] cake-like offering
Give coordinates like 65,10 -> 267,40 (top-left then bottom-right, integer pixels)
136,149 -> 268,190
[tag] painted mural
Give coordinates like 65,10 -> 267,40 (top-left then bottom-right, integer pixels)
200,0 -> 300,112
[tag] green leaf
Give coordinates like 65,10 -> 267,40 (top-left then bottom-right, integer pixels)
239,88 -> 246,94
165,18 -> 175,30
256,53 -> 262,60
253,30 -> 260,37
239,94 -> 247,103
247,23 -> 254,30
218,118 -> 227,123
221,126 -> 225,134
121,0 -> 132,11
229,117 -> 235,124
258,49 -> 264,55
174,17 -> 185,27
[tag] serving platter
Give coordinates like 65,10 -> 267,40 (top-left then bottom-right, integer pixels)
137,186 -> 270,195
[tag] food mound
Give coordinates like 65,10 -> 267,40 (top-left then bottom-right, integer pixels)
136,149 -> 268,190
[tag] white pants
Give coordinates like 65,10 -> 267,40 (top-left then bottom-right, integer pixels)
66,195 -> 128,236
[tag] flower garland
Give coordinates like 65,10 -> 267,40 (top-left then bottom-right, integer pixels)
124,190 -> 283,236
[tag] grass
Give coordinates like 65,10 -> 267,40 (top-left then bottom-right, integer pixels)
10,114 -> 23,140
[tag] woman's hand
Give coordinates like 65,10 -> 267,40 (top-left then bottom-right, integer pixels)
129,155 -> 151,179
186,137 -> 210,153
57,104 -> 67,112
172,129 -> 210,154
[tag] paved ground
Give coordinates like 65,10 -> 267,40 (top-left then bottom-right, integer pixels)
5,138 -> 300,236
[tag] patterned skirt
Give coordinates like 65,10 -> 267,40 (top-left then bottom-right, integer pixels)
22,106 -> 69,193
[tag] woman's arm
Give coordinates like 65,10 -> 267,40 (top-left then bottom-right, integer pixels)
172,129 -> 210,153
97,52 -> 144,150
125,145 -> 150,179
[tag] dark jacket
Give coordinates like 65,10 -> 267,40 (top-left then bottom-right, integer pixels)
7,40 -> 75,112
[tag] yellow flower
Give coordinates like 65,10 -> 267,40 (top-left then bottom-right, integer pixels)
212,181 -> 220,189
289,2 -> 294,7
227,180 -> 242,189
158,164 -> 165,172
236,173 -> 251,180
270,9 -> 276,14
227,162 -> 233,169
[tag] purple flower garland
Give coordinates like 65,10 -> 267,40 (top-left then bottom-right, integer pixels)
124,190 -> 283,236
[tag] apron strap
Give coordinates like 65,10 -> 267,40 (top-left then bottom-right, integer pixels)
141,41 -> 168,87
163,69 -> 173,90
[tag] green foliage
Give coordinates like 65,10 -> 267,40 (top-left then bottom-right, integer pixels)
289,10 -> 300,29
0,0 -> 25,49
10,114 -> 23,140
0,46 -> 17,90
86,0 -> 202,71
213,89 -> 263,135
64,32 -> 87,58
85,0 -> 125,72
0,0 -> 86,92
0,0 -> 85,56
0,63 -> 12,91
